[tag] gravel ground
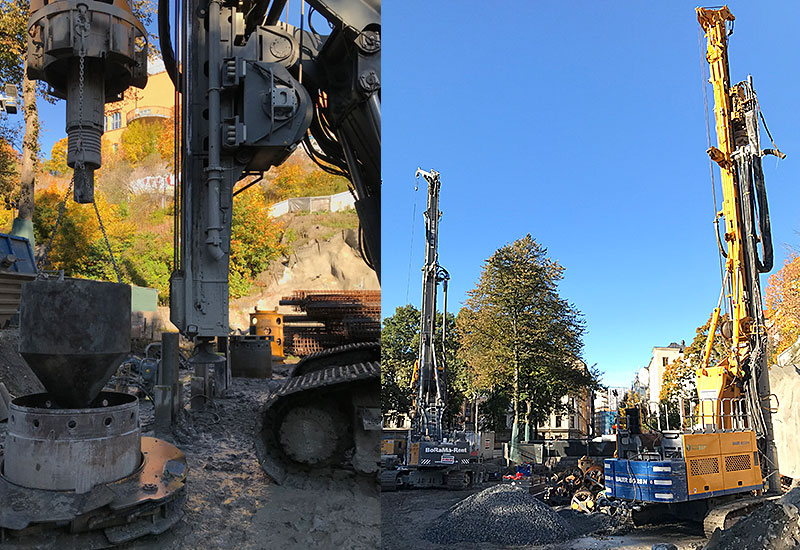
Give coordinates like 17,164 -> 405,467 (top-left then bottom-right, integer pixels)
382,484 -> 706,550
0,345 -> 380,550
424,485 -> 574,545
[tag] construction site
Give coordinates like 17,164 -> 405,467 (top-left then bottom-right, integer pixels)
3,0 -> 800,549
380,4 -> 800,550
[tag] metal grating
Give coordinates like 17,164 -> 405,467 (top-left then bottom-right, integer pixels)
725,454 -> 752,472
690,457 -> 719,476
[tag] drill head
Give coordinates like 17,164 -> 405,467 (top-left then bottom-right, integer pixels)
66,58 -> 105,204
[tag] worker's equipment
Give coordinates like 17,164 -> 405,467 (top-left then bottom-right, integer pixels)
381,169 -> 483,491
229,334 -> 273,378
24,0 -> 380,491
605,6 -> 785,535
166,0 -> 381,341
255,341 -> 380,483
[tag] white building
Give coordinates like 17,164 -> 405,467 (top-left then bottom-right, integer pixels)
646,343 -> 684,402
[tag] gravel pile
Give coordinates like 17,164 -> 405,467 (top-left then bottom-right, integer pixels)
705,487 -> 800,550
424,484 -> 575,545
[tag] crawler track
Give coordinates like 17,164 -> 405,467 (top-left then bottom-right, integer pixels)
255,343 -> 380,484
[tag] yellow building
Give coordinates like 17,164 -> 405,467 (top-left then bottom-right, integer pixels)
537,389 -> 593,439
103,59 -> 175,150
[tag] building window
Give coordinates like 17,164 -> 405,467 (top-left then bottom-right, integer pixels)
569,415 -> 575,429
662,357 -> 669,367
108,112 -> 122,131
555,416 -> 562,428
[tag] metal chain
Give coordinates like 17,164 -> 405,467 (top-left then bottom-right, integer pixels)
76,8 -> 120,283
75,5 -> 88,170
37,178 -> 74,272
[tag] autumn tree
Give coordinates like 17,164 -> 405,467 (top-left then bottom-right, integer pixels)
34,188 -> 135,279
228,185 -> 288,298
265,155 -> 349,202
42,137 -> 69,176
0,0 -> 35,243
660,314 -> 727,404
156,106 -> 177,169
120,119 -> 163,166
457,235 -> 594,456
765,254 -> 800,360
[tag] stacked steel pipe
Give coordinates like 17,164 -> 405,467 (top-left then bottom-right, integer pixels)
279,290 -> 380,356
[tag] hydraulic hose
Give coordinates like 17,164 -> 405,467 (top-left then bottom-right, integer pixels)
158,0 -> 182,92
751,156 -> 773,273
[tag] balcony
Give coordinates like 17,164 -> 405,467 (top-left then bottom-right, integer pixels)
126,105 -> 171,125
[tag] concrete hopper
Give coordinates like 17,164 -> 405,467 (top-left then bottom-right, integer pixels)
19,279 -> 131,408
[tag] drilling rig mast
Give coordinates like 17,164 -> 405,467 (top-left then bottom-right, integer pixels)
413,168 -> 449,442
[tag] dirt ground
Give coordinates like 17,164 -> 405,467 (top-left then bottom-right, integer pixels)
123,374 -> 379,550
0,340 -> 380,550
381,485 -> 706,550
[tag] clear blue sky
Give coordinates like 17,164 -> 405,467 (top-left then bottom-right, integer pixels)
382,1 -> 800,388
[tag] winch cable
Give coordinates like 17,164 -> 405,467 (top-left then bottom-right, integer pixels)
405,178 -> 419,304
698,24 -> 727,310
37,178 -> 74,273
92,199 -> 122,283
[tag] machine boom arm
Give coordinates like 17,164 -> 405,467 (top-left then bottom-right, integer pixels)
697,5 -> 782,493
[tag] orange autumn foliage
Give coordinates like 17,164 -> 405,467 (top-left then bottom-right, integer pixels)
765,254 -> 800,359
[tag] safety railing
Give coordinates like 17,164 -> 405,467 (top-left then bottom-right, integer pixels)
126,105 -> 171,125
678,397 -> 750,433
633,398 -> 751,434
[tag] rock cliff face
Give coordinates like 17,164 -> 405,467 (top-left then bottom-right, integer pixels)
773,338 -> 800,480
229,228 -> 379,331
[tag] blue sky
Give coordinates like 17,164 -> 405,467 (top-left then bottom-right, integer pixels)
382,2 -> 800,387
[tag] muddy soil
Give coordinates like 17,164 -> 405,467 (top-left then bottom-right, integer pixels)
129,372 -> 379,550
382,485 -> 706,550
0,351 -> 379,549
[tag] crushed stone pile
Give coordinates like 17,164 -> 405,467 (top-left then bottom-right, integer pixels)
423,484 -> 575,545
704,487 -> 800,550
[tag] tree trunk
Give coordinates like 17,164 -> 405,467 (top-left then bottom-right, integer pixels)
509,315 -> 521,463
524,400 -> 532,442
12,61 -> 37,247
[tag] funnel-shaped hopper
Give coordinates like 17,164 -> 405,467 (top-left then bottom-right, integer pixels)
19,279 -> 131,408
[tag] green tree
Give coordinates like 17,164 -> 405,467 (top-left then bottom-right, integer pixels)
457,235 -> 595,454
380,304 -> 465,428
